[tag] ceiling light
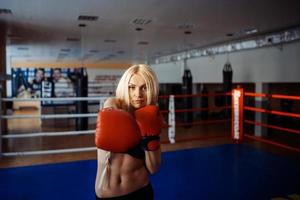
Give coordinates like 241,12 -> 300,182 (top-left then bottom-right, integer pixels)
176,23 -> 196,30
78,15 -> 98,21
89,50 -> 99,53
82,54 -> 91,60
58,53 -> 68,57
17,47 -> 29,51
104,39 -> 116,43
137,41 -> 149,45
135,27 -> 143,31
245,28 -> 258,35
60,48 -> 70,52
184,31 -> 192,35
0,8 -> 12,15
117,50 -> 125,54
101,54 -> 116,60
108,54 -> 116,58
66,37 -> 80,42
131,18 -> 152,25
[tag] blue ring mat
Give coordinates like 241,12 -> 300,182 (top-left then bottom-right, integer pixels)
1,144 -> 299,200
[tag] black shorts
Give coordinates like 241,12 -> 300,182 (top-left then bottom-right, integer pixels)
96,183 -> 153,200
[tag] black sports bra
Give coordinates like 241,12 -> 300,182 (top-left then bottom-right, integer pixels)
127,145 -> 145,159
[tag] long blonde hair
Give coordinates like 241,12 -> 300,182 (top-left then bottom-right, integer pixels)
116,64 -> 159,110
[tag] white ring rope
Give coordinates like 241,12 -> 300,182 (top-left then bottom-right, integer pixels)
1,97 -> 104,119
2,130 -> 95,139
2,96 -> 108,102
2,113 -> 98,119
0,96 -> 176,157
2,147 -> 97,156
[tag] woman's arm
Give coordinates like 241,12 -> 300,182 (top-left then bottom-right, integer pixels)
145,148 -> 161,174
95,149 -> 111,191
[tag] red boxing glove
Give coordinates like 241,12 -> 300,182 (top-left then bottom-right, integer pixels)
134,105 -> 163,151
95,108 -> 141,152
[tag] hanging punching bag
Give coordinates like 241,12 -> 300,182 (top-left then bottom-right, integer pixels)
223,61 -> 232,92
223,61 -> 233,117
76,68 -> 88,131
182,68 -> 193,127
201,85 -> 208,119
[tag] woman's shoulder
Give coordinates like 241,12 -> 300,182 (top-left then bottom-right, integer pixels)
103,97 -> 122,109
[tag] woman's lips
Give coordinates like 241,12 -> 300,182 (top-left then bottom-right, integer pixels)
134,100 -> 144,104
133,100 -> 145,105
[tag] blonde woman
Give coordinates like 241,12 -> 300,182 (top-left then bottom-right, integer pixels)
95,64 -> 162,199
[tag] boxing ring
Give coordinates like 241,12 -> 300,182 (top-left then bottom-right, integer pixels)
243,91 -> 300,153
0,88 -> 300,199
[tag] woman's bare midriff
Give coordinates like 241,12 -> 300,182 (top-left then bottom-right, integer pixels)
95,150 -> 149,198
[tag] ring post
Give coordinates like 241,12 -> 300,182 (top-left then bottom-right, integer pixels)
168,95 -> 176,143
0,84 -> 2,158
232,88 -> 244,143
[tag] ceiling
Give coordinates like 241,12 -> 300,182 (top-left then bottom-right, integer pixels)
1,0 -> 300,68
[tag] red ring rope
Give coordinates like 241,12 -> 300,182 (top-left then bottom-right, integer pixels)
245,134 -> 300,153
244,120 -> 300,135
245,92 -> 300,101
244,106 -> 300,119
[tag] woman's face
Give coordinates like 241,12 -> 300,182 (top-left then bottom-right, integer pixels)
128,74 -> 147,109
